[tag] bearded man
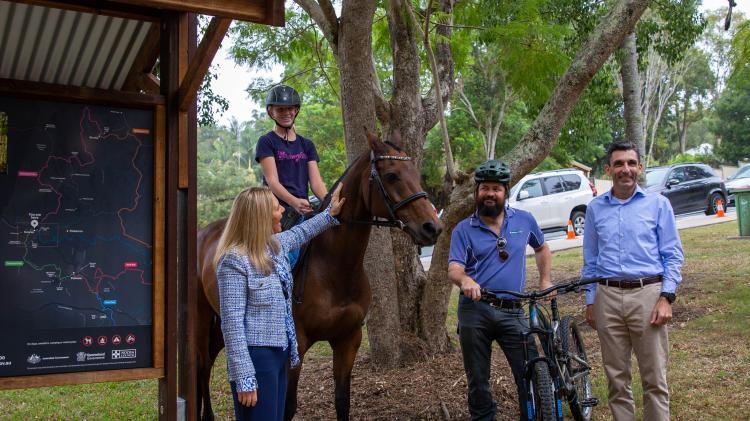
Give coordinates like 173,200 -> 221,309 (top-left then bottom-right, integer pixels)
448,159 -> 553,421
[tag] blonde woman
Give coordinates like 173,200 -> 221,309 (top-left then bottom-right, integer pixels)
215,184 -> 344,421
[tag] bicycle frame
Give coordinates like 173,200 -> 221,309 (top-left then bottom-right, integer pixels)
481,277 -> 601,421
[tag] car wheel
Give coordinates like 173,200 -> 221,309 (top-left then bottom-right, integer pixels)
705,192 -> 725,215
571,210 -> 586,236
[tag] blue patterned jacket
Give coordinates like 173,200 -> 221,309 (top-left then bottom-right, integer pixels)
217,208 -> 339,392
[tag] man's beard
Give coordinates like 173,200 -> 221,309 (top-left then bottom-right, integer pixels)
477,199 -> 504,217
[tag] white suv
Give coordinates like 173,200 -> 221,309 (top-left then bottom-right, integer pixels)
508,169 -> 596,236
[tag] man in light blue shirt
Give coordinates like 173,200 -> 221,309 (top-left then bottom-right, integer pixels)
582,141 -> 684,421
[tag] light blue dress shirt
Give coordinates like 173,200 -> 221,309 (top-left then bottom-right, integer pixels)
582,185 -> 684,305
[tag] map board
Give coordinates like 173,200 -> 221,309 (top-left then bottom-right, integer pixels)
0,97 -> 155,377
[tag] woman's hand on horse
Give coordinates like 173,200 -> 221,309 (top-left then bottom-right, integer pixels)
238,390 -> 257,407
330,184 -> 346,217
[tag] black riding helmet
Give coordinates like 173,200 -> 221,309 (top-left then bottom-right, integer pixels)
474,159 -> 511,185
266,85 -> 301,130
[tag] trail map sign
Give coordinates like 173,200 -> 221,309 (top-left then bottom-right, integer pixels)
0,97 -> 154,377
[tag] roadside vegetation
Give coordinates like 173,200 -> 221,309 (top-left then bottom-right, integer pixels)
1,221 -> 748,419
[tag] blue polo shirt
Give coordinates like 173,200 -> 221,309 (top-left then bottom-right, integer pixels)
449,207 -> 545,298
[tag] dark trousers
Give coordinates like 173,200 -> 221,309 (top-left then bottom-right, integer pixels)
458,295 -> 535,421
230,346 -> 289,421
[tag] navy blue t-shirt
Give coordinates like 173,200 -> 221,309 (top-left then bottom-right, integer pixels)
255,131 -> 320,201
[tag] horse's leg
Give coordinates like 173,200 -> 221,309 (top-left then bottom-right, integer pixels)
331,329 -> 363,421
200,314 -> 224,421
284,332 -> 310,421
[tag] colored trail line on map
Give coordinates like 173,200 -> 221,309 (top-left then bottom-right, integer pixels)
4,261 -> 24,267
0,111 -> 7,174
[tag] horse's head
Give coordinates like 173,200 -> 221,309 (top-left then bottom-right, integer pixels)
360,130 -> 443,246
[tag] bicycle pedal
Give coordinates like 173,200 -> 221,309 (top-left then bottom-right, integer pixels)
580,398 -> 599,407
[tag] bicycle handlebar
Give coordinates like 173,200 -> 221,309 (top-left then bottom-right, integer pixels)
481,277 -> 602,301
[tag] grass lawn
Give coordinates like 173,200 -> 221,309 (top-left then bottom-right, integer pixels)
1,220 -> 748,419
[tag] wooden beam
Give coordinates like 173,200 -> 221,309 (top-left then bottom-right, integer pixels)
122,23 -> 161,93
0,78 -> 164,107
0,368 -> 164,390
177,17 -> 231,113
113,0 -> 282,25
14,0 -> 160,21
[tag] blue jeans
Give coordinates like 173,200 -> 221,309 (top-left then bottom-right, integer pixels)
458,295 -> 535,421
230,346 -> 289,421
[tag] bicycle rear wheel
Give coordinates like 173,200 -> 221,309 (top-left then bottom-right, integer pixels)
531,360 -> 557,421
560,315 -> 593,421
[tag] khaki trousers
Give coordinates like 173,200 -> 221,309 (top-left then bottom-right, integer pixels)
593,282 -> 670,421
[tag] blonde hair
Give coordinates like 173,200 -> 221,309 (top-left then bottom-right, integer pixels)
214,187 -> 280,275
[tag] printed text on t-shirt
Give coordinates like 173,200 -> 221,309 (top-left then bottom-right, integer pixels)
277,151 -> 307,162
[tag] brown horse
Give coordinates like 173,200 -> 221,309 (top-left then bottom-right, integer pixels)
195,130 -> 443,420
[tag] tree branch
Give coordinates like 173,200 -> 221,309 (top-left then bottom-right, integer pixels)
503,0 -> 651,182
294,0 -> 339,55
407,0 -> 461,181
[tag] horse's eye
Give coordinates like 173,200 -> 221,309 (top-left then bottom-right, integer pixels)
385,173 -> 400,183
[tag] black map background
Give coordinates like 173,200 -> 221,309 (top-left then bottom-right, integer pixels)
0,97 -> 154,376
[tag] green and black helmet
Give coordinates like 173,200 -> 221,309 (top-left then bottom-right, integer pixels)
474,159 -> 511,184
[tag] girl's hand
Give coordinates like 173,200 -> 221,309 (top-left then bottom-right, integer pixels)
238,390 -> 257,407
292,197 -> 313,215
330,184 -> 346,217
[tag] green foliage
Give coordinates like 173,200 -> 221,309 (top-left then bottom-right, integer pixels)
712,78 -> 750,164
729,19 -> 750,86
667,152 -> 721,167
637,1 -> 706,67
294,102 -> 347,187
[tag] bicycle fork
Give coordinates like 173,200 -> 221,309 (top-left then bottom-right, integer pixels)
521,302 -> 565,421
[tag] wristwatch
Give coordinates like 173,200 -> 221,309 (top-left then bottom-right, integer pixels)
659,292 -> 676,304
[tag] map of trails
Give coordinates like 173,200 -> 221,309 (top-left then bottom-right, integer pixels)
0,97 -> 153,376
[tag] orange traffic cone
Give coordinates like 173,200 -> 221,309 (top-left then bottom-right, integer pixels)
717,199 -> 726,217
566,219 -> 576,239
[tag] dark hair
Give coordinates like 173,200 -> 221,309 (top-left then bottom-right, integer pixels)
606,141 -> 641,165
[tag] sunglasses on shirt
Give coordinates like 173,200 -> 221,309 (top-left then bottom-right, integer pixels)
497,236 -> 509,262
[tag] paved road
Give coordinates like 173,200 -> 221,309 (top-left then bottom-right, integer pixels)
420,208 -> 738,270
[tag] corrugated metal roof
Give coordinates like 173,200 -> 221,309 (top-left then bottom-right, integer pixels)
0,1 -> 152,90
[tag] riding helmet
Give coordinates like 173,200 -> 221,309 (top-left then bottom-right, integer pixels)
474,159 -> 511,184
265,85 -> 301,109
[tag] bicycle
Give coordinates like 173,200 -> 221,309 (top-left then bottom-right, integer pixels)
481,277 -> 600,421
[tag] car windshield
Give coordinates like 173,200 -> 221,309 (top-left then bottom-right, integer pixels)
646,168 -> 668,187
730,166 -> 750,180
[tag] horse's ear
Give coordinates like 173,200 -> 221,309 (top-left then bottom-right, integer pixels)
365,128 -> 387,154
389,129 -> 403,148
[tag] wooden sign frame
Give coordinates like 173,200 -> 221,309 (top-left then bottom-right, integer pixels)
0,83 -> 166,389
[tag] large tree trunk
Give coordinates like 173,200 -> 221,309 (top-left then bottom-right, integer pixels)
422,0 -> 652,353
619,32 -> 645,154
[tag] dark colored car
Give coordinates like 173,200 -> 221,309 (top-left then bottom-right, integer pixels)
645,163 -> 728,215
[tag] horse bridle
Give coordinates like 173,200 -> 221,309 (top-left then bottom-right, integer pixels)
362,150 -> 429,229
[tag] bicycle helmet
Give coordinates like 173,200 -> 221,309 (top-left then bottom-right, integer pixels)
474,159 -> 511,184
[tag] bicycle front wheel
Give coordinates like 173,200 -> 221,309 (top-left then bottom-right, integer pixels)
560,316 -> 593,421
531,360 -> 557,421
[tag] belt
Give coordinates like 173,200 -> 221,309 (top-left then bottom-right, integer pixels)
483,297 -> 522,310
598,275 -> 662,289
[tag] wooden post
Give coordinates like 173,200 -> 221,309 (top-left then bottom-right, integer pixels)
177,12 -> 200,421
158,10 -> 181,421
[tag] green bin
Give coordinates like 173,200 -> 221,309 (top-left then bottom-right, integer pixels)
735,188 -> 750,237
